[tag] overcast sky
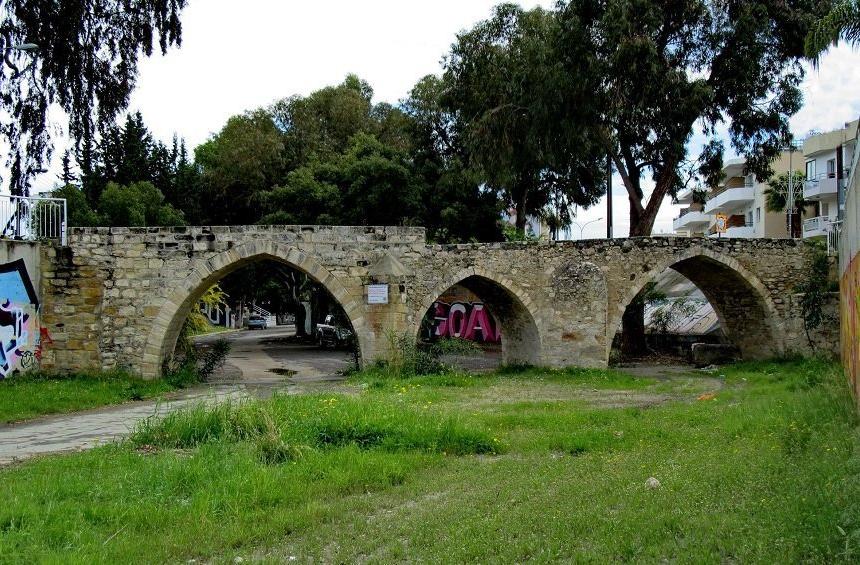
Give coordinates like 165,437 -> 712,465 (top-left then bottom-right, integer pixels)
25,0 -> 860,238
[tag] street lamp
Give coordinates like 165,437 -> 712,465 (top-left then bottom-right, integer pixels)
571,217 -> 603,240
3,43 -> 38,52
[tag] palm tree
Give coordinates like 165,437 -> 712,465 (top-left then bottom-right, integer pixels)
765,171 -> 812,238
806,0 -> 860,64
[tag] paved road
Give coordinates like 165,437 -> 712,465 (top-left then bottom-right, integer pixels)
196,325 -> 355,383
0,326 -> 355,465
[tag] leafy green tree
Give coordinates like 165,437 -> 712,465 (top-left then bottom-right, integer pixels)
170,140 -> 204,224
51,184 -> 100,226
270,75 -> 378,169
337,133 -> 422,226
59,151 -> 77,185
0,1 -> 187,195
555,0 -> 822,236
195,110 -> 285,225
806,0 -> 860,63
97,181 -> 184,227
403,75 -> 504,243
259,167 -> 340,225
442,4 -> 605,232
79,112 -> 195,215
260,133 -> 422,227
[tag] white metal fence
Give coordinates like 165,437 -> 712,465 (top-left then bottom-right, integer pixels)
828,220 -> 842,257
0,194 -> 67,245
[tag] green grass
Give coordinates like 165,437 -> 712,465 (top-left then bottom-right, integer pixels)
1,358 -> 858,562
0,370 -> 177,424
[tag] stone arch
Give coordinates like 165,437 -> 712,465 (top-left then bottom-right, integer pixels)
140,241 -> 366,378
606,246 -> 782,362
411,266 -> 542,365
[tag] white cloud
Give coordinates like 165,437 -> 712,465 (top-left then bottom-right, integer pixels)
129,0 -> 554,149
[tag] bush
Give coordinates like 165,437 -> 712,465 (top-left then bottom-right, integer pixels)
164,338 -> 231,386
380,331 -> 485,378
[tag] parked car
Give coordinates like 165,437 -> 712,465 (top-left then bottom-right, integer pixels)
316,314 -> 354,349
247,315 -> 268,330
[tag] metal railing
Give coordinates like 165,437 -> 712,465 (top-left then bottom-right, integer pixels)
802,215 -> 834,233
828,220 -> 842,256
0,194 -> 67,245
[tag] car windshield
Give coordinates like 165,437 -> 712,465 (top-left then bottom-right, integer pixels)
250,316 -> 263,321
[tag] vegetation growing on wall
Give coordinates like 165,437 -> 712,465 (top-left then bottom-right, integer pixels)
797,246 -> 836,350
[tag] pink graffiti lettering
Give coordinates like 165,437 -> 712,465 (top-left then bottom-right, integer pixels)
431,301 -> 501,342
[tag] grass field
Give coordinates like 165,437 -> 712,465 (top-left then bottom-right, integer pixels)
0,370 -> 177,424
0,359 -> 858,562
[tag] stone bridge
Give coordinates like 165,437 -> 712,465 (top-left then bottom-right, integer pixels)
37,226 -> 829,378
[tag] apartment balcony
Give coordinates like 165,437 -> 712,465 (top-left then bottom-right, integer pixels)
725,225 -> 755,238
802,215 -> 835,239
802,171 -> 846,200
703,185 -> 755,214
673,209 -> 710,231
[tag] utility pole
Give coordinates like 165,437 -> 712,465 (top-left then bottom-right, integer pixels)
788,145 -> 795,238
606,153 -> 613,239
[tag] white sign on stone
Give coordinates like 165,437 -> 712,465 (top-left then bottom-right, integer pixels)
367,284 -> 389,304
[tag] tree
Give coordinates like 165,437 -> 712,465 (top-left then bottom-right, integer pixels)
97,181 -> 184,227
259,167 -> 340,225
337,133 -> 422,226
52,184 -> 99,226
403,75 -> 504,243
555,0 -> 820,236
58,151 -> 76,185
170,140 -> 203,224
0,1 -> 187,195
806,0 -> 860,63
765,170 -> 810,237
195,110 -> 285,225
442,4 -> 605,232
269,75 -> 377,169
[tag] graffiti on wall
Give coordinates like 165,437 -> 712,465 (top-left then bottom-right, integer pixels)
428,301 -> 501,343
0,259 -> 40,378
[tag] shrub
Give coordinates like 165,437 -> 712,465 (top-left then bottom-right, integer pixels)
164,338 -> 231,385
380,331 -> 486,378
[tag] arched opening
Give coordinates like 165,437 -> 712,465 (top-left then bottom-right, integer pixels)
609,253 -> 779,366
415,274 -> 540,370
142,247 -> 365,380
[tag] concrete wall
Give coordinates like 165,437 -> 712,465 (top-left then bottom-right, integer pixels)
37,227 -> 833,378
840,128 -> 860,404
0,241 -> 44,377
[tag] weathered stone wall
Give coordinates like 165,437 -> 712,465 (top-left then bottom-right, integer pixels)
38,226 -> 832,377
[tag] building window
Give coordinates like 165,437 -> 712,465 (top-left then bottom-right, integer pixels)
806,160 -> 816,179
827,159 -> 836,178
822,201 -> 830,218
756,207 -> 761,224
746,211 -> 753,226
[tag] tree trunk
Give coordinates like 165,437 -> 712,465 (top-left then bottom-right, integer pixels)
292,301 -> 308,338
514,187 -> 528,232
621,165 -> 676,354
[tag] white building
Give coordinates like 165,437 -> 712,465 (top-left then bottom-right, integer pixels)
673,152 -> 794,238
801,120 -> 858,241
